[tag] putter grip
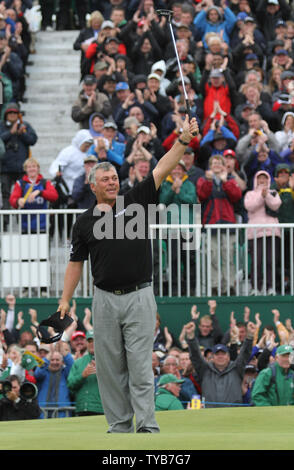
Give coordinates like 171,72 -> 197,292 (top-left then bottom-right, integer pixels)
185,99 -> 197,136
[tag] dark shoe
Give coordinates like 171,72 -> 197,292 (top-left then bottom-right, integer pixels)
137,428 -> 152,433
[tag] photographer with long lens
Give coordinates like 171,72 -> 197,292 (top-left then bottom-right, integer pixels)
0,374 -> 41,421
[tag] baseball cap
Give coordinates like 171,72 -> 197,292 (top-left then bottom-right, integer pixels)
86,330 -> 94,340
103,120 -> 118,129
236,12 -> 248,21
245,365 -> 258,373
37,311 -> 74,344
245,53 -> 258,61
275,163 -> 291,175
94,61 -> 108,71
281,71 -> 294,80
177,159 -> 187,171
241,102 -> 254,111
275,49 -> 289,55
244,16 -> 255,23
210,68 -> 223,78
213,132 -> 225,141
276,344 -> 293,355
212,344 -> 229,354
101,20 -> 114,29
177,76 -> 191,84
137,125 -> 150,134
158,373 -> 184,387
267,0 -> 279,4
104,73 -> 117,82
84,154 -> 98,163
71,331 -> 86,341
4,102 -> 20,115
115,81 -> 129,91
177,23 -> 189,29
105,36 -> 120,45
275,20 -> 286,27
84,74 -> 96,85
147,73 -> 161,81
223,149 -> 236,158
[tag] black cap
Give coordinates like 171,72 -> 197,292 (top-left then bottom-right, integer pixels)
37,312 -> 74,344
84,74 -> 96,85
105,36 -> 120,45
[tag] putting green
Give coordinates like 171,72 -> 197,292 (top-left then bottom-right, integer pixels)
1,406 -> 294,450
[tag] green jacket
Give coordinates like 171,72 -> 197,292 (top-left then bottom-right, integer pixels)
251,363 -> 294,406
67,353 -> 104,414
155,387 -> 184,411
270,182 -> 294,223
159,175 -> 198,225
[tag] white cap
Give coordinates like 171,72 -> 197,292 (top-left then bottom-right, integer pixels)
101,20 -> 114,29
137,126 -> 150,134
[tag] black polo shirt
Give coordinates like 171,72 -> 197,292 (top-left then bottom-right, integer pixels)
69,173 -> 159,290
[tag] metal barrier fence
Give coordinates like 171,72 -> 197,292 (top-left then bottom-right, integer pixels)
0,209 -> 293,298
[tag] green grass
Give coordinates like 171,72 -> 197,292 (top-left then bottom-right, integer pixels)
1,406 -> 294,450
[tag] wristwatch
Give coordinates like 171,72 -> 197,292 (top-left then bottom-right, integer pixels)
178,137 -> 190,146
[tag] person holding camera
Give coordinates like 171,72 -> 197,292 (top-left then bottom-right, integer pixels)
0,374 -> 41,421
0,102 -> 37,226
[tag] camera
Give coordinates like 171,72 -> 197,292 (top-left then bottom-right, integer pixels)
6,141 -> 19,152
0,380 -> 38,401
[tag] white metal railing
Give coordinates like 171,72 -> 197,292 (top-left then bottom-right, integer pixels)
0,209 -> 293,298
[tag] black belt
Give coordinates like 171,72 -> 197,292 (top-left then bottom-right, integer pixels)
99,282 -> 151,295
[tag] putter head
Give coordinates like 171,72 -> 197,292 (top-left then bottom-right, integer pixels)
156,9 -> 173,21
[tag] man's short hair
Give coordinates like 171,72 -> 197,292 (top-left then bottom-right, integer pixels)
88,162 -> 117,184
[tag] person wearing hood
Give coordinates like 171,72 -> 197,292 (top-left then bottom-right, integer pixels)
244,170 -> 282,295
275,111 -> 294,152
9,157 -> 58,233
49,129 -> 94,196
193,0 -> 237,49
150,60 -> 171,97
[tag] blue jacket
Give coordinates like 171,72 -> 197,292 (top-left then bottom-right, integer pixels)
193,6 -> 236,48
72,172 -> 96,209
88,139 -> 125,166
200,126 -> 237,147
0,120 -> 38,173
34,353 -> 74,419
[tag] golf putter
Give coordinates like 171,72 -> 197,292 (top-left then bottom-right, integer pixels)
156,9 -> 197,136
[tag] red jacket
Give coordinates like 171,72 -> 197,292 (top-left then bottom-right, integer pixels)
85,42 -> 127,74
162,130 -> 200,156
203,83 -> 232,122
197,176 -> 242,225
9,174 -> 58,209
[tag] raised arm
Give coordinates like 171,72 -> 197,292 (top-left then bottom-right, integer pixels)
152,115 -> 199,190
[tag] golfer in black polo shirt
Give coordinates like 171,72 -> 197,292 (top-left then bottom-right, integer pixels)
58,115 -> 199,433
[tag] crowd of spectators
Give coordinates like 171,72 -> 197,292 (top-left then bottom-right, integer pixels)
0,294 -> 294,420
62,0 -> 294,296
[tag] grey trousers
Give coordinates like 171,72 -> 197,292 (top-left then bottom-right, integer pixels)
92,285 -> 160,433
